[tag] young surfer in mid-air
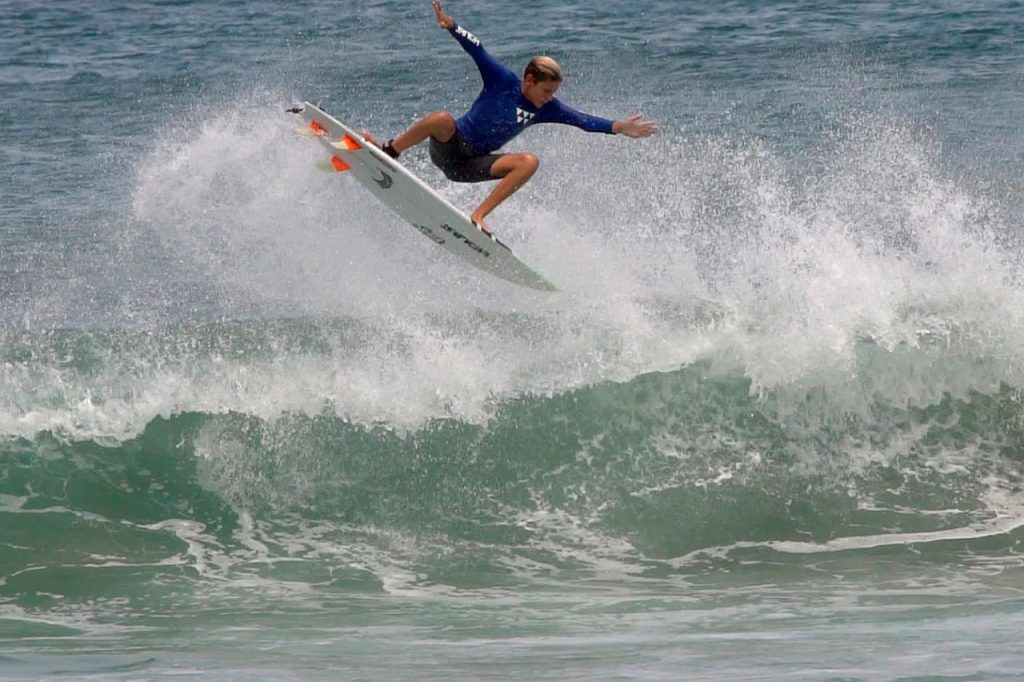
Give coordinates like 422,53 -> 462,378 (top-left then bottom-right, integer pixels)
363,0 -> 658,236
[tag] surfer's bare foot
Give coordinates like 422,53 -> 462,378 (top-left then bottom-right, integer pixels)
470,212 -> 494,236
361,130 -> 401,160
360,129 -> 383,149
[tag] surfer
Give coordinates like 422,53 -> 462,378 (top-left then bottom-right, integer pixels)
363,0 -> 657,236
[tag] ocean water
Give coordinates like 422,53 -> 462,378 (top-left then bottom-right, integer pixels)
2,0 -> 1024,679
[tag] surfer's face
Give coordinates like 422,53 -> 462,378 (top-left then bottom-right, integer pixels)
522,75 -> 560,108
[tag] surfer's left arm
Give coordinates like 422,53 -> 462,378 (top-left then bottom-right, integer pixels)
541,100 -> 658,138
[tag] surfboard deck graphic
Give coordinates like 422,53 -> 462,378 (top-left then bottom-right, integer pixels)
293,102 -> 557,292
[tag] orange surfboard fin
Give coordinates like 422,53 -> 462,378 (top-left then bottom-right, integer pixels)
309,119 -> 328,137
330,134 -> 362,151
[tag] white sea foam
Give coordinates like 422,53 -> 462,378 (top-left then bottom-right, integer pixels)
1,101 -> 1022,447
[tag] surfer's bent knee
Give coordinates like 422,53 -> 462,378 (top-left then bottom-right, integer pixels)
492,153 -> 539,179
428,111 -> 457,143
520,153 -> 540,174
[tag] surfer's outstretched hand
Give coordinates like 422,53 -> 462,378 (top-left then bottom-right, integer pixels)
433,1 -> 454,30
614,115 -> 658,138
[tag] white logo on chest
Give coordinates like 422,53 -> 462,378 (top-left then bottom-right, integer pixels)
516,107 -> 535,125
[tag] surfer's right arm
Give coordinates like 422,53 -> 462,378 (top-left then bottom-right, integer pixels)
433,0 -> 454,30
432,1 -> 515,87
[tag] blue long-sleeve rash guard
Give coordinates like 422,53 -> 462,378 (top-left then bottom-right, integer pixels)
448,22 -> 615,154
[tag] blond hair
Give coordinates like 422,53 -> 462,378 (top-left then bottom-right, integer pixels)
524,56 -> 562,83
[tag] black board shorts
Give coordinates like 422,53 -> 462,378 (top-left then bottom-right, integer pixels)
429,130 -> 505,183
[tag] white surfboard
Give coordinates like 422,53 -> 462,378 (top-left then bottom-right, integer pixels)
293,102 -> 556,292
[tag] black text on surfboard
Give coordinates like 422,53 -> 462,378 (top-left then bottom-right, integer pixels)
413,222 -> 491,258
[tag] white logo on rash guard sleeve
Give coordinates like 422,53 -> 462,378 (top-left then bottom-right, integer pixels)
455,26 -> 481,46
